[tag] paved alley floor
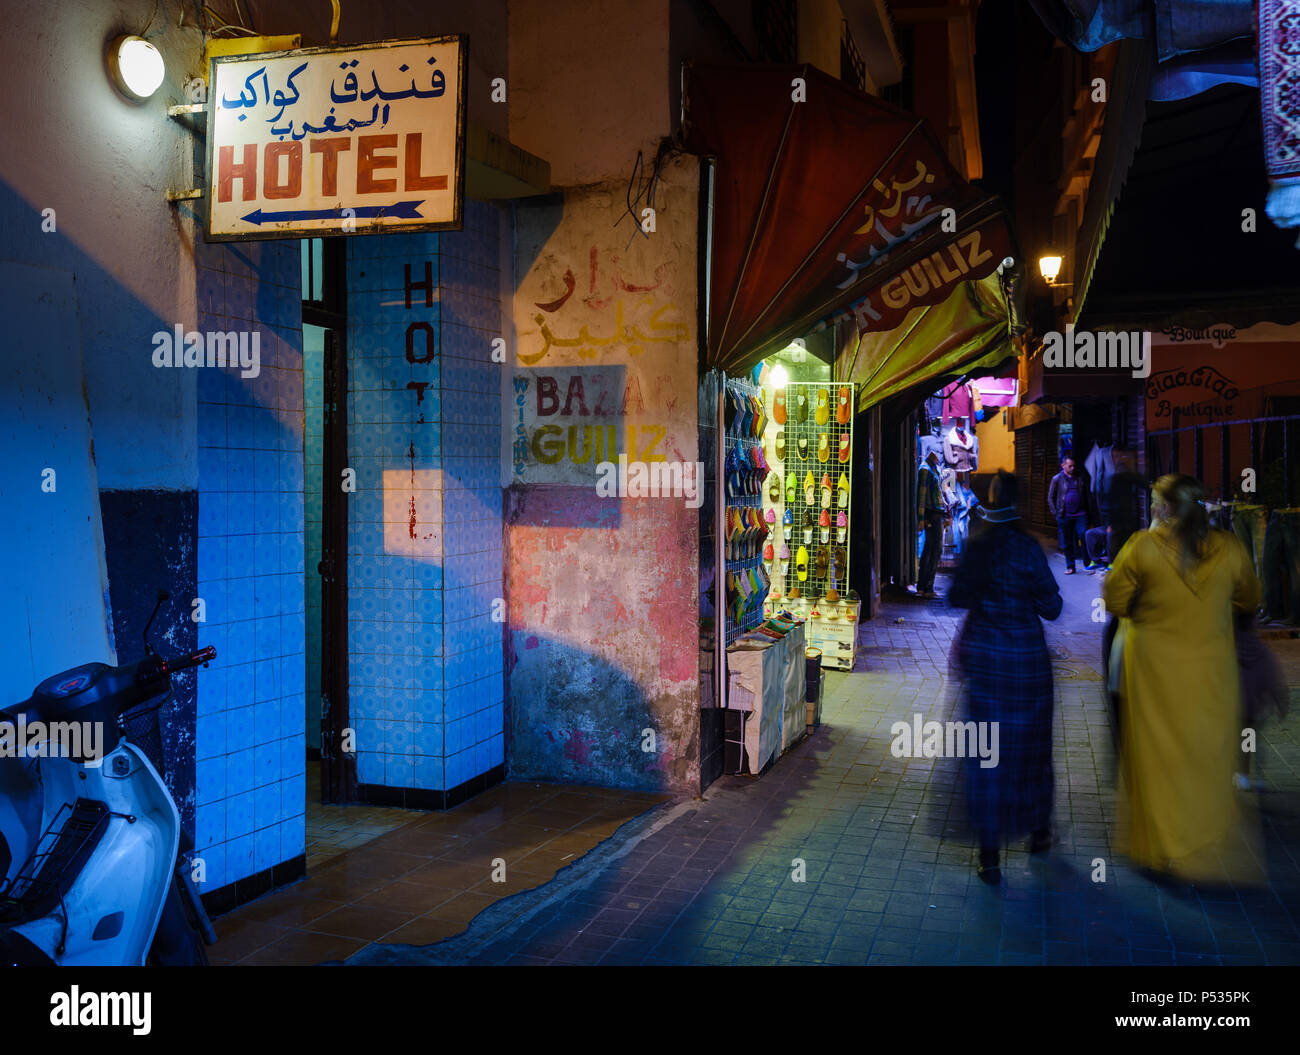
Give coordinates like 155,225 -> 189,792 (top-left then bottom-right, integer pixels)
209,782 -> 668,964
350,543 -> 1300,966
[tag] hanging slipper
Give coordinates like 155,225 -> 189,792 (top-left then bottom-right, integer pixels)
814,545 -> 829,578
785,471 -> 796,503
837,385 -> 852,425
833,545 -> 847,580
763,540 -> 774,563
803,471 -> 816,505
795,390 -> 809,423
774,387 -> 787,425
796,545 -> 809,581
839,432 -> 850,462
779,540 -> 790,561
837,510 -> 848,543
775,430 -> 785,461
815,387 -> 829,425
819,510 -> 831,544
768,473 -> 781,503
796,436 -> 807,460
803,510 -> 817,545
821,472 -> 832,509
765,506 -> 776,525
738,394 -> 753,437
838,472 -> 849,507
782,507 -> 793,540
818,432 -> 830,462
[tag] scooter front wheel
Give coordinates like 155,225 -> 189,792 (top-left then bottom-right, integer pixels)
148,876 -> 209,966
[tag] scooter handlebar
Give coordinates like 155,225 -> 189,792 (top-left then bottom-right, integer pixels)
159,646 -> 217,675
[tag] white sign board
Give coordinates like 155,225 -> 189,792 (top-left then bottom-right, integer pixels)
206,36 -> 465,241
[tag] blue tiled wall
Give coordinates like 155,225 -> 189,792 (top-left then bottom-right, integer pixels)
194,242 -> 307,891
346,201 -> 505,796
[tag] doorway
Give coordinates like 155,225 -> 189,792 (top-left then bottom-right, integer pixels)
302,238 -> 355,806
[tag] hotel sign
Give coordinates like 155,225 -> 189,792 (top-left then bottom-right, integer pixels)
206,36 -> 466,241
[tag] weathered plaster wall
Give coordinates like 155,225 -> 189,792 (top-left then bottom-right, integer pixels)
0,0 -> 202,493
508,0 -> 672,187
507,154 -> 701,793
798,0 -> 848,78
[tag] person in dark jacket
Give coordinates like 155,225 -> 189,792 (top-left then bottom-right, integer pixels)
916,450 -> 946,598
1048,456 -> 1088,574
949,471 -> 1064,885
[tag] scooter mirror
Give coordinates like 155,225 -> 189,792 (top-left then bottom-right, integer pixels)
142,589 -> 171,656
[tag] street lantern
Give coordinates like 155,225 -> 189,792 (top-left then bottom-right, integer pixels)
1038,252 -> 1064,284
108,36 -> 166,101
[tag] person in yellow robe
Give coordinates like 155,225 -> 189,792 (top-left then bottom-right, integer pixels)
1103,473 -> 1264,885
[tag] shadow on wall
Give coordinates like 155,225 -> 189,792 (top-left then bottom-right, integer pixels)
0,177 -> 203,832
506,628 -> 684,792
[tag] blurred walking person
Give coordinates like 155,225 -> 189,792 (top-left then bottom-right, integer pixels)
949,471 -> 1063,884
1103,474 -> 1264,885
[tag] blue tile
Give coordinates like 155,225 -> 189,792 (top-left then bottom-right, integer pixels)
226,704 -> 255,753
226,749 -> 255,796
196,757 -> 227,807
254,823 -> 280,872
227,790 -> 254,838
253,781 -> 281,830
281,814 -> 306,860
226,662 -> 254,709
386,756 -> 414,787
253,741 -> 280,787
195,798 -> 225,848
198,491 -> 228,539
412,754 -> 444,790
196,663 -> 227,716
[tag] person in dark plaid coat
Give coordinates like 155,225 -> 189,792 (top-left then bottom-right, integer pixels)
949,471 -> 1063,884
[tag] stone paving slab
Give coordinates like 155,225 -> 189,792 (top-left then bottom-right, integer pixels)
372,546 -> 1300,966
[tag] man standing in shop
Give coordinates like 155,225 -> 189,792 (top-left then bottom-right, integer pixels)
1048,456 -> 1088,575
917,449 -> 946,598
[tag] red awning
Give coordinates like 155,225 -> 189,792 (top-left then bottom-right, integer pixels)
683,63 -> 1014,375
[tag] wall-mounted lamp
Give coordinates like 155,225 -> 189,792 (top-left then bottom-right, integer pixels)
1038,253 -> 1064,284
108,35 -> 166,101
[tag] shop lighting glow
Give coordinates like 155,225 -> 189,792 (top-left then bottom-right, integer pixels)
769,364 -> 789,389
109,36 -> 166,101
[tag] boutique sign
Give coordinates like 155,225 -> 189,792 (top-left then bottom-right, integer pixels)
206,36 -> 466,241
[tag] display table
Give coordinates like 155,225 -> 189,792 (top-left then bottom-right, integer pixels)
725,621 -> 807,774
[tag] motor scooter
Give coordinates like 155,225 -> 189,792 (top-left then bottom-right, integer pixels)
0,591 -> 217,965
